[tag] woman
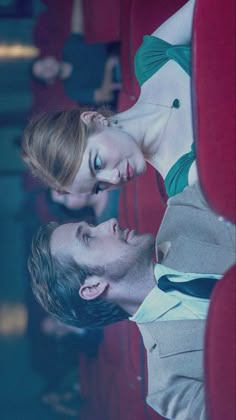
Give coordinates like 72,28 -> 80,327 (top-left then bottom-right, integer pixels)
22,0 -> 197,198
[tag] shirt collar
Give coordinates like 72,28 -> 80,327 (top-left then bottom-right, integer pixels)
129,264 -> 181,324
155,240 -> 171,263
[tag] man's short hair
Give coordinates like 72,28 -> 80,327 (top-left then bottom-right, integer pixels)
28,222 -> 128,328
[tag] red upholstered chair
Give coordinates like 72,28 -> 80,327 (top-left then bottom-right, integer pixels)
193,0 -> 236,418
34,0 -> 73,57
204,266 -> 236,420
82,0 -> 120,43
193,0 -> 236,224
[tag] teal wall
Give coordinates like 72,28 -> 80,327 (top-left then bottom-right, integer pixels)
0,3 -> 59,418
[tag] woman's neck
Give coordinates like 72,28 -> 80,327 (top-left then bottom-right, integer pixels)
112,101 -> 171,167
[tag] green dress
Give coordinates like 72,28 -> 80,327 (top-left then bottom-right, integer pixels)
134,35 -> 194,197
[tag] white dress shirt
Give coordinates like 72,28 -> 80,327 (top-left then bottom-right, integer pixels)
130,264 -> 221,323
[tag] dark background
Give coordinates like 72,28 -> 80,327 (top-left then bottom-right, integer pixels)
0,1 -> 68,418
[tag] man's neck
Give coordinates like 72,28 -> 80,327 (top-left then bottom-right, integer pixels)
117,261 -> 156,316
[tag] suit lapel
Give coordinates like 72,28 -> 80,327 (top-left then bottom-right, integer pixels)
138,319 -> 205,356
156,234 -> 235,274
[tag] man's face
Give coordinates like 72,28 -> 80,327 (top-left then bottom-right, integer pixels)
50,219 -> 155,282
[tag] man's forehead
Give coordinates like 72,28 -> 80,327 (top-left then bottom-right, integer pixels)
50,222 -> 77,255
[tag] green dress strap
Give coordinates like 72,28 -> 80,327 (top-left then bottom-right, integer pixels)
135,35 -> 191,86
164,144 -> 195,197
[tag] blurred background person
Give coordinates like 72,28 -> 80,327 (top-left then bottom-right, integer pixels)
0,1 -> 121,418
31,0 -> 121,107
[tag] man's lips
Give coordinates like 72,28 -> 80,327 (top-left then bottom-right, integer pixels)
123,228 -> 135,241
126,162 -> 134,180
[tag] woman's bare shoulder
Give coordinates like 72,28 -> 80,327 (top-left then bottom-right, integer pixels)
151,0 -> 195,44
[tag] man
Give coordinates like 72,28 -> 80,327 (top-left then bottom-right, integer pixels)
28,182 -> 236,420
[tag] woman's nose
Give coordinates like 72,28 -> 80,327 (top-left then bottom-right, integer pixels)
98,168 -> 120,185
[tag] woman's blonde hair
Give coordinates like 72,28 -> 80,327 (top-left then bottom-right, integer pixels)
22,107 -> 110,192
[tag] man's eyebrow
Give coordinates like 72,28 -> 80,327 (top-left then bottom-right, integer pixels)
75,224 -> 83,241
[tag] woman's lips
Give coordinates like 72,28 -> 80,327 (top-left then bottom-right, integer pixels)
126,162 -> 134,180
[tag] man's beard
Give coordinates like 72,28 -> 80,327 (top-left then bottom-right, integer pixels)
104,235 -> 155,282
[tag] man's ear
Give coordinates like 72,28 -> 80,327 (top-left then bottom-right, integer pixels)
79,276 -> 108,301
80,111 -> 108,127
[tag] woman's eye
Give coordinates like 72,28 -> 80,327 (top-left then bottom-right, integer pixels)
95,183 -> 106,195
94,155 -> 102,170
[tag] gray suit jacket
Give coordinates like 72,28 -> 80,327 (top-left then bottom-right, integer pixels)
137,182 -> 236,420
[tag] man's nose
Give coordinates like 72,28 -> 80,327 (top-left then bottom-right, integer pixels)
97,168 -> 120,185
96,218 -> 119,234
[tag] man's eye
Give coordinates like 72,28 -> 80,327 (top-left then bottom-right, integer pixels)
94,155 -> 102,170
83,234 -> 92,245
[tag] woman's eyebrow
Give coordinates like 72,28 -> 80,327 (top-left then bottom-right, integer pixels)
88,150 -> 95,177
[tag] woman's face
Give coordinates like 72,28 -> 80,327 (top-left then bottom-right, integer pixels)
67,126 -> 146,195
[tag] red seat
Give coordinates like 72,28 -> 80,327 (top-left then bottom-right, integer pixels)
204,266 -> 236,420
193,0 -> 236,223
82,0 -> 120,43
34,1 -> 72,57
193,1 -> 236,418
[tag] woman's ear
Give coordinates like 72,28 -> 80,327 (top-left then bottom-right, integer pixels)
79,276 -> 108,301
80,111 -> 108,127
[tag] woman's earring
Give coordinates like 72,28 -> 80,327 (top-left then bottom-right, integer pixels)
93,114 -> 109,126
